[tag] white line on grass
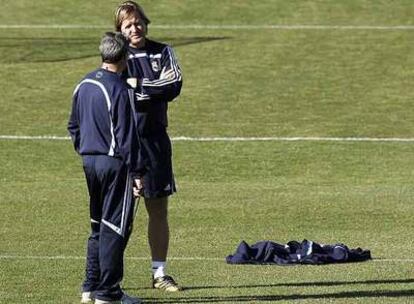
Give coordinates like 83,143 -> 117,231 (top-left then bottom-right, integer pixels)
155,25 -> 414,30
0,135 -> 70,140
0,255 -> 221,261
1,135 -> 414,143
172,136 -> 414,143
1,255 -> 414,263
0,24 -> 413,30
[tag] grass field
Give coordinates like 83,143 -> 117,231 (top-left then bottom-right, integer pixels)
1,1 -> 414,303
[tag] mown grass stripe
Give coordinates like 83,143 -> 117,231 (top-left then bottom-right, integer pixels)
1,255 -> 414,263
0,255 -> 220,261
0,24 -> 413,30
1,135 -> 414,143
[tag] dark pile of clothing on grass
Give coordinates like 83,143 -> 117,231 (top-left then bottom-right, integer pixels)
226,240 -> 371,265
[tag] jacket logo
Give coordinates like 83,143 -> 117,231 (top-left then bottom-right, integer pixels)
151,59 -> 161,72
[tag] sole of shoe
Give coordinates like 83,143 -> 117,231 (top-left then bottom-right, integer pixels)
81,291 -> 95,303
95,300 -> 121,304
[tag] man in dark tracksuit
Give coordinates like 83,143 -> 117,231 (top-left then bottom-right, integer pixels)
114,1 -> 183,291
68,32 -> 143,304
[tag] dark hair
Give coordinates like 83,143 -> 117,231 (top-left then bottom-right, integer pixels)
99,32 -> 128,63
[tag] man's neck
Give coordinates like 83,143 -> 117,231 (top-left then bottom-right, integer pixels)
130,39 -> 146,49
101,62 -> 122,73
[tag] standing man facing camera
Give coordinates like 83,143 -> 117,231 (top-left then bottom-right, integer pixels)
115,1 -> 183,292
68,32 -> 144,304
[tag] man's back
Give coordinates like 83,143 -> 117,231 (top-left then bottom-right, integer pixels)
69,68 -> 131,158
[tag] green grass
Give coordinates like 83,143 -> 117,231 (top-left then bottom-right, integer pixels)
1,0 -> 413,26
1,140 -> 414,303
1,1 -> 414,303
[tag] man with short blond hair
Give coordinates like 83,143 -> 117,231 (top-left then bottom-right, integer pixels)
114,1 -> 183,292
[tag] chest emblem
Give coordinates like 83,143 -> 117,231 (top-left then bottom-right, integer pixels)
150,59 -> 161,72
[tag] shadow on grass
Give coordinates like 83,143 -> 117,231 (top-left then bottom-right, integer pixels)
139,289 -> 414,303
0,36 -> 230,63
128,278 -> 414,291
182,278 -> 414,291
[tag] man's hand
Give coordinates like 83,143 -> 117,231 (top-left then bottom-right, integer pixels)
133,178 -> 144,198
126,78 -> 138,88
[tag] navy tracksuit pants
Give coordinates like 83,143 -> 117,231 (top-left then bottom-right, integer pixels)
81,155 -> 136,301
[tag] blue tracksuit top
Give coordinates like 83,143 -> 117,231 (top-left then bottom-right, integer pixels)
68,68 -> 142,176
124,39 -> 182,134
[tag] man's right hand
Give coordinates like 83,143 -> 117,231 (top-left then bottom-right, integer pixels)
133,178 -> 143,198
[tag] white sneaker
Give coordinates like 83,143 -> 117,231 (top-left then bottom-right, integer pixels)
95,293 -> 142,304
81,291 -> 95,303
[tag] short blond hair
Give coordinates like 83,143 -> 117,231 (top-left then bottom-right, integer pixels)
114,1 -> 151,31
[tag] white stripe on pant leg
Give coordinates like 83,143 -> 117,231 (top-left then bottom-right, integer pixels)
102,170 -> 131,237
101,219 -> 122,235
120,172 -> 133,237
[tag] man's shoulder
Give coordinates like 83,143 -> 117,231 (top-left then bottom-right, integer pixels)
77,69 -> 129,97
74,69 -> 100,94
83,69 -> 102,81
146,39 -> 170,52
77,69 -> 109,89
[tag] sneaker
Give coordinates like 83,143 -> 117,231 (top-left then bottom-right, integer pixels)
152,275 -> 182,292
81,291 -> 95,303
95,293 -> 142,304
121,294 -> 143,304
